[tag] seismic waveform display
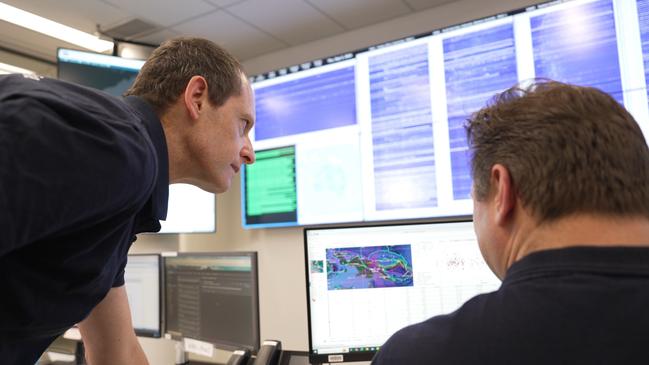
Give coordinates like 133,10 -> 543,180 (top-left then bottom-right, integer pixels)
326,244 -> 413,290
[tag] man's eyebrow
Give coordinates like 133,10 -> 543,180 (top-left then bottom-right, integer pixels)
242,113 -> 255,126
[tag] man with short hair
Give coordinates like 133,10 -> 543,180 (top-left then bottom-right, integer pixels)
372,80 -> 649,364
0,37 -> 255,364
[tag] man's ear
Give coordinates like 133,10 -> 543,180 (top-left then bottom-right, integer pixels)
490,164 -> 515,226
183,76 -> 209,121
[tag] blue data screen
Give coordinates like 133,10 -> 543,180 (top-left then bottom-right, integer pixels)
443,23 -> 518,200
369,44 -> 437,211
245,0 -> 649,229
254,66 -> 357,140
531,0 -> 624,104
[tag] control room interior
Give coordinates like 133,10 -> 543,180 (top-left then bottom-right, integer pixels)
1,0 -> 636,364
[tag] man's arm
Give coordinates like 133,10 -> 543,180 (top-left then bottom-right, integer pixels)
78,286 -> 149,365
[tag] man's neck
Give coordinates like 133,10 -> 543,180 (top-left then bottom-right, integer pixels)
160,106 -> 191,184
509,214 -> 649,267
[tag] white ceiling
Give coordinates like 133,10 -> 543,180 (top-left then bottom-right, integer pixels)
0,0 -> 455,64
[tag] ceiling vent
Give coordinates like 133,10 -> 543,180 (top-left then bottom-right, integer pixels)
100,18 -> 159,40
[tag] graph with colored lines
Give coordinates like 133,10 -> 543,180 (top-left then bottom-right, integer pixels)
326,244 -> 413,290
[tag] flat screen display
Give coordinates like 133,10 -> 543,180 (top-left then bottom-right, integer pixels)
124,254 -> 162,338
164,252 -> 260,351
57,48 -> 216,233
304,220 -> 500,363
243,0 -> 649,228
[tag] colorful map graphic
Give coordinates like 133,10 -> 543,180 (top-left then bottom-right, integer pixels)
326,244 -> 413,290
311,260 -> 324,273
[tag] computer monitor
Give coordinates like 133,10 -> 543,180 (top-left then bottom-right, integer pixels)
124,254 -> 162,338
164,252 -> 260,352
304,220 -> 501,363
56,48 -> 216,234
56,48 -> 144,96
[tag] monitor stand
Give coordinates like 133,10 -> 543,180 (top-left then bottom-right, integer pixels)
174,340 -> 188,365
173,339 -> 230,365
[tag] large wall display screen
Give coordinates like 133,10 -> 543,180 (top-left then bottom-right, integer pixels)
243,0 -> 649,228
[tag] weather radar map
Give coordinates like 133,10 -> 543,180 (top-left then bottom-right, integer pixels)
326,244 -> 413,290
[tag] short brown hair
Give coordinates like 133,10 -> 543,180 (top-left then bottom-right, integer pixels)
466,80 -> 649,222
125,37 -> 244,114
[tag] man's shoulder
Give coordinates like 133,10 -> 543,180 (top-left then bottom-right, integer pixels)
372,292 -> 497,364
0,74 -> 159,239
0,74 -> 128,115
1,74 -> 80,96
371,316 -> 457,364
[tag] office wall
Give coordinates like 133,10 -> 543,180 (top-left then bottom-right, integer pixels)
0,48 -> 56,77
134,0 -> 538,362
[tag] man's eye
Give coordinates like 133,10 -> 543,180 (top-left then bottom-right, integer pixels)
240,120 -> 247,134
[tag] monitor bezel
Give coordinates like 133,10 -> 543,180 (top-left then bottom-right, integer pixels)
126,253 -> 163,338
303,218 -> 475,364
163,251 -> 261,352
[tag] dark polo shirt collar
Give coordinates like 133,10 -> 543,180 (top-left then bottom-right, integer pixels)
124,96 -> 169,233
503,245 -> 649,287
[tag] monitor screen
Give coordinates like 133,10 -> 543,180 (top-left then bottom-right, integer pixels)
162,184 -> 216,234
56,48 -> 216,234
243,0 -> 649,228
304,220 -> 500,363
57,48 -> 144,96
124,254 -> 162,338
164,252 -> 260,351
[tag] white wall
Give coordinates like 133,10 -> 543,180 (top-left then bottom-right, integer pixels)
133,0 -> 538,363
0,48 -> 55,77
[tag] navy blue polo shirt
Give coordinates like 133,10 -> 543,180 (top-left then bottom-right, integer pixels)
0,75 -> 168,347
372,246 -> 649,365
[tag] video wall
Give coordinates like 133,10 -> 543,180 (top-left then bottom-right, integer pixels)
243,0 -> 649,228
